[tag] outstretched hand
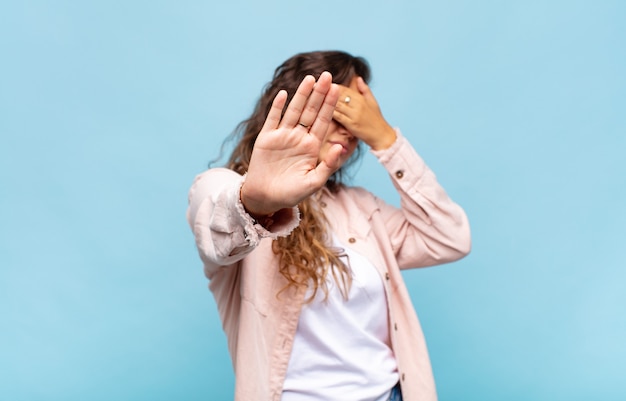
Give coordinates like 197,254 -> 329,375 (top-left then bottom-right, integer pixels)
241,72 -> 343,217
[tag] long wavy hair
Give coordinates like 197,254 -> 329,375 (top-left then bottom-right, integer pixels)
225,50 -> 371,301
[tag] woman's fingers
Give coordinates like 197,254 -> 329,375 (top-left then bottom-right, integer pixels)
334,77 -> 374,120
278,75 -> 315,128
332,108 -> 350,129
296,71 -> 333,130
333,86 -> 358,126
332,80 -> 396,150
308,83 -> 339,141
279,72 -> 333,130
260,90 -> 287,133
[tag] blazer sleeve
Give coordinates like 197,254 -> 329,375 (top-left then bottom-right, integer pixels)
186,167 -> 300,278
371,130 -> 471,269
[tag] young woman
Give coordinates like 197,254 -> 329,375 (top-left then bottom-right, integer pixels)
187,51 -> 471,401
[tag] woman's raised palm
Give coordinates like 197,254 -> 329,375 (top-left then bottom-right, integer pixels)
241,72 -> 344,216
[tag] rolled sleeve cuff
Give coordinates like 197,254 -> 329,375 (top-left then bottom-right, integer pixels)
236,175 -> 300,248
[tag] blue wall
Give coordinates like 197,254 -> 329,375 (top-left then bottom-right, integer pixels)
1,1 -> 624,400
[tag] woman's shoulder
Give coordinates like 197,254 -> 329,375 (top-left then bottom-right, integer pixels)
190,167 -> 240,188
193,167 -> 240,181
188,167 -> 242,204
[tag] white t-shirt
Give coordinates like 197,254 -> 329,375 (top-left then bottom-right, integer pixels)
281,236 -> 399,401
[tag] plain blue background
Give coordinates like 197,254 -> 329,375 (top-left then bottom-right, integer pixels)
1,1 -> 625,400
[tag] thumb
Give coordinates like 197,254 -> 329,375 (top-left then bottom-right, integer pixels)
313,143 -> 343,181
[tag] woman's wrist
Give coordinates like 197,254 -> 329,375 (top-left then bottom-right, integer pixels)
240,182 -> 277,226
368,125 -> 397,151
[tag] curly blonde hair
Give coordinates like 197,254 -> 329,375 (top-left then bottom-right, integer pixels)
224,51 -> 371,301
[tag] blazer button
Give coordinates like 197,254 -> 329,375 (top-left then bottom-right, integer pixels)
395,170 -> 404,179
348,237 -> 356,243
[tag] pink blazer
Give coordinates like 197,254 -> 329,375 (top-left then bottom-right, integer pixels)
187,131 -> 471,401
